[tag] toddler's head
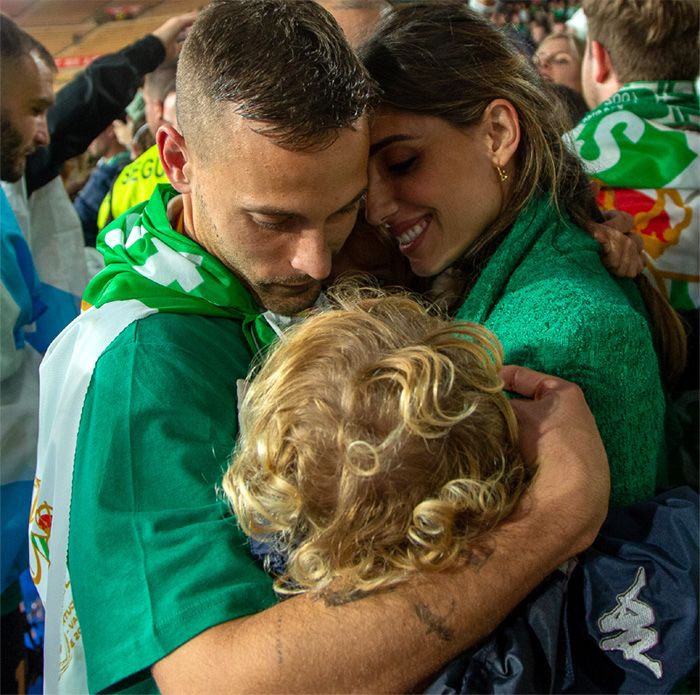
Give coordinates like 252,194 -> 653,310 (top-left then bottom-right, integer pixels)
223,287 -> 529,600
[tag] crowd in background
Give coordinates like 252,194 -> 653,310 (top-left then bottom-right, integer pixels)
485,0 -> 580,46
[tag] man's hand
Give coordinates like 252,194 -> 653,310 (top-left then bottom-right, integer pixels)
152,12 -> 197,63
502,364 -> 610,555
586,210 -> 645,279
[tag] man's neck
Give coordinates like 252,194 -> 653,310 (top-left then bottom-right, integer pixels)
166,191 -> 186,234
594,77 -> 624,107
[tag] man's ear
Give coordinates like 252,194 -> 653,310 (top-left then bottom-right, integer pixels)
482,99 -> 520,170
158,124 -> 191,194
589,39 -> 613,85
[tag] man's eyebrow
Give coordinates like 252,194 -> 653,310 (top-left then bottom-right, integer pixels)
32,96 -> 54,109
245,187 -> 367,218
369,134 -> 416,157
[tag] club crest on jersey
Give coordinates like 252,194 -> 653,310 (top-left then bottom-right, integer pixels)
29,477 -> 53,586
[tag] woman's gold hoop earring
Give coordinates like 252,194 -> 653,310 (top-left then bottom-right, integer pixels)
496,165 -> 509,182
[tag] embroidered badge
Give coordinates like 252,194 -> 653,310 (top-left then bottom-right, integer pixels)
597,566 -> 663,679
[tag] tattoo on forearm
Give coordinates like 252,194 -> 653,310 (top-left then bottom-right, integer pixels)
322,589 -> 370,607
413,601 -> 455,642
275,615 -> 283,666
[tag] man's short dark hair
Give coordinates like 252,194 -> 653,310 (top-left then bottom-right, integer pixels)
1,13 -> 56,70
176,0 -> 376,151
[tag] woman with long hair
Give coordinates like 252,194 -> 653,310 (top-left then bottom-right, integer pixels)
358,2 -> 685,507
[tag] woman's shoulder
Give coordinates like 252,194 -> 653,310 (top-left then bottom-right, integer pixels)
484,252 -> 653,351
458,203 -> 651,344
509,241 -> 640,310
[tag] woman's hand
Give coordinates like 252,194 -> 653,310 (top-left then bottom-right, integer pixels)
587,210 -> 646,279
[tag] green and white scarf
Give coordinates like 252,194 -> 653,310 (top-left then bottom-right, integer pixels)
86,183 -> 279,352
568,81 -> 700,310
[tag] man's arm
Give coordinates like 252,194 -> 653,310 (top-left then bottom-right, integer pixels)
152,365 -> 610,694
25,13 -> 196,194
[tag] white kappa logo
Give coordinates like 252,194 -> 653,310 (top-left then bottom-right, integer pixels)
597,566 -> 662,679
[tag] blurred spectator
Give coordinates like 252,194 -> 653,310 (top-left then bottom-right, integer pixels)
566,6 -> 588,42
130,120 -> 156,159
534,32 -> 584,94
528,19 -> 550,45
466,0 -> 498,17
0,15 -> 53,693
572,0 -> 699,316
569,0 -> 699,490
319,0 -> 390,48
74,123 -> 130,245
60,151 -> 91,199
1,10 -> 195,691
112,91 -> 146,156
477,0 -> 583,49
96,62 -> 177,230
547,82 -> 589,130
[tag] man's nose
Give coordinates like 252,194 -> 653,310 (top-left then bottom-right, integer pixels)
34,114 -> 50,147
364,172 -> 398,228
290,229 -> 332,281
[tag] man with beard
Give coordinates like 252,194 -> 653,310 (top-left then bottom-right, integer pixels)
0,20 -> 53,183
0,14 -> 55,693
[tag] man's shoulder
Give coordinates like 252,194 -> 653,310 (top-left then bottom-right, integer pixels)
45,301 -> 253,393
87,302 -> 251,368
114,309 -> 251,372
66,303 -> 275,694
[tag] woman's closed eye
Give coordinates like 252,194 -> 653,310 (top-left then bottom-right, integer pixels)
551,55 -> 573,66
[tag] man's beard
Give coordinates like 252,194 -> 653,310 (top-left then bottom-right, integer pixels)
250,277 -> 322,316
0,111 -> 29,183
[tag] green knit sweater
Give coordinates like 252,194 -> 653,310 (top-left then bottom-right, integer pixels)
455,198 -> 666,507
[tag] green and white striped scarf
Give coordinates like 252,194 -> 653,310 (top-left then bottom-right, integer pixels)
568,81 -> 699,310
